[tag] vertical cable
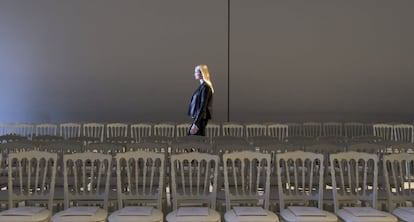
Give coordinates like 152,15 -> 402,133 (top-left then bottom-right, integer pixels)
227,0 -> 230,122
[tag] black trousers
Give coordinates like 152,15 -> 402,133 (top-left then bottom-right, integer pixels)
188,119 -> 208,136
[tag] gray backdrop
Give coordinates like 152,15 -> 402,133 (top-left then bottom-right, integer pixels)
1,0 -> 413,123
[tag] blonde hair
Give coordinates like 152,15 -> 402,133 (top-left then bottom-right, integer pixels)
197,64 -> 214,93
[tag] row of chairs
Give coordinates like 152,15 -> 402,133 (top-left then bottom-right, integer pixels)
1,122 -> 413,144
2,149 -> 414,222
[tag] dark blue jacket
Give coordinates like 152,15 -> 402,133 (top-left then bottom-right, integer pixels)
188,82 -> 213,127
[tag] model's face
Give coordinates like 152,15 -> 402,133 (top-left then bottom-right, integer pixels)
194,68 -> 202,80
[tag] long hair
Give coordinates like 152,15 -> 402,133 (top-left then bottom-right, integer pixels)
197,64 -> 214,93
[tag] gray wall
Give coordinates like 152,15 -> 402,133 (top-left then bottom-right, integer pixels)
1,0 -> 413,124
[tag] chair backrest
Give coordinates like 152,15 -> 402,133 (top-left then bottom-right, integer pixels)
5,123 -> 34,140
83,123 -> 105,142
373,123 -> 394,141
130,123 -> 152,143
176,123 -> 190,137
206,123 -> 221,139
35,123 -> 57,136
383,153 -> 414,211
63,152 -> 112,210
286,123 -> 302,137
245,124 -> 267,139
393,124 -> 414,143
153,123 -> 175,137
267,123 -> 289,140
115,151 -> 165,210
8,151 -> 57,212
106,123 -> 128,139
85,143 -> 124,155
170,152 -> 219,210
222,123 -> 244,137
223,151 -> 271,211
171,141 -> 212,154
302,122 -> 322,138
344,122 -> 369,138
329,152 -> 378,213
276,151 -> 324,211
322,122 -> 342,136
60,123 -> 81,140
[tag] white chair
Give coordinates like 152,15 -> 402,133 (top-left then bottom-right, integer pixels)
60,123 -> 81,140
206,123 -> 221,144
108,151 -> 165,222
222,123 -> 244,137
393,124 -> 413,143
83,123 -> 105,143
106,123 -> 129,143
35,123 -> 58,136
245,123 -> 267,141
302,122 -> 322,138
373,124 -> 394,142
329,152 -> 397,222
344,122 -> 369,138
0,151 -> 57,222
130,123 -> 152,143
3,123 -> 34,140
286,123 -> 302,137
276,151 -> 337,222
51,152 -> 112,222
267,123 -> 288,141
223,151 -> 278,222
149,123 -> 175,144
323,122 -> 342,137
176,123 -> 190,137
383,153 -> 414,222
166,152 -> 220,222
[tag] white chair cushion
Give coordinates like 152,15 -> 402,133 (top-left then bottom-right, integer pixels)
166,208 -> 220,222
337,208 -> 397,222
224,209 -> 278,222
392,207 -> 414,222
280,208 -> 337,222
108,207 -> 163,222
0,207 -> 50,222
51,207 -> 107,222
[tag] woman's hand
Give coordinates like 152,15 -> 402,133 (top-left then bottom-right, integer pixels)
190,124 -> 199,135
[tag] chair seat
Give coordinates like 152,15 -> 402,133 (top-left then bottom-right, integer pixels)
108,207 -> 163,222
392,207 -> 414,222
280,208 -> 337,222
51,207 -> 107,222
224,209 -> 278,222
0,207 -> 50,222
166,207 -> 220,222
337,208 -> 397,222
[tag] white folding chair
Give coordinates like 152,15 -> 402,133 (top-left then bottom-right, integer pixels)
35,123 -> 58,136
302,122 -> 322,138
373,124 -> 394,142
344,122 -> 367,138
149,123 -> 175,144
206,123 -> 221,144
108,151 -> 165,222
286,123 -> 302,137
83,123 -> 105,143
267,123 -> 288,141
330,152 -> 397,222
222,123 -> 244,138
106,123 -> 129,143
277,151 -> 337,222
383,153 -> 414,222
60,123 -> 81,140
3,123 -> 34,140
0,151 -> 57,222
245,123 -> 267,142
393,124 -> 414,143
176,123 -> 190,137
130,123 -> 152,143
223,151 -> 278,222
51,152 -> 112,222
166,152 -> 220,222
322,122 -> 342,137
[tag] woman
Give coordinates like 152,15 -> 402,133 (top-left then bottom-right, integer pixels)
188,64 -> 214,136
